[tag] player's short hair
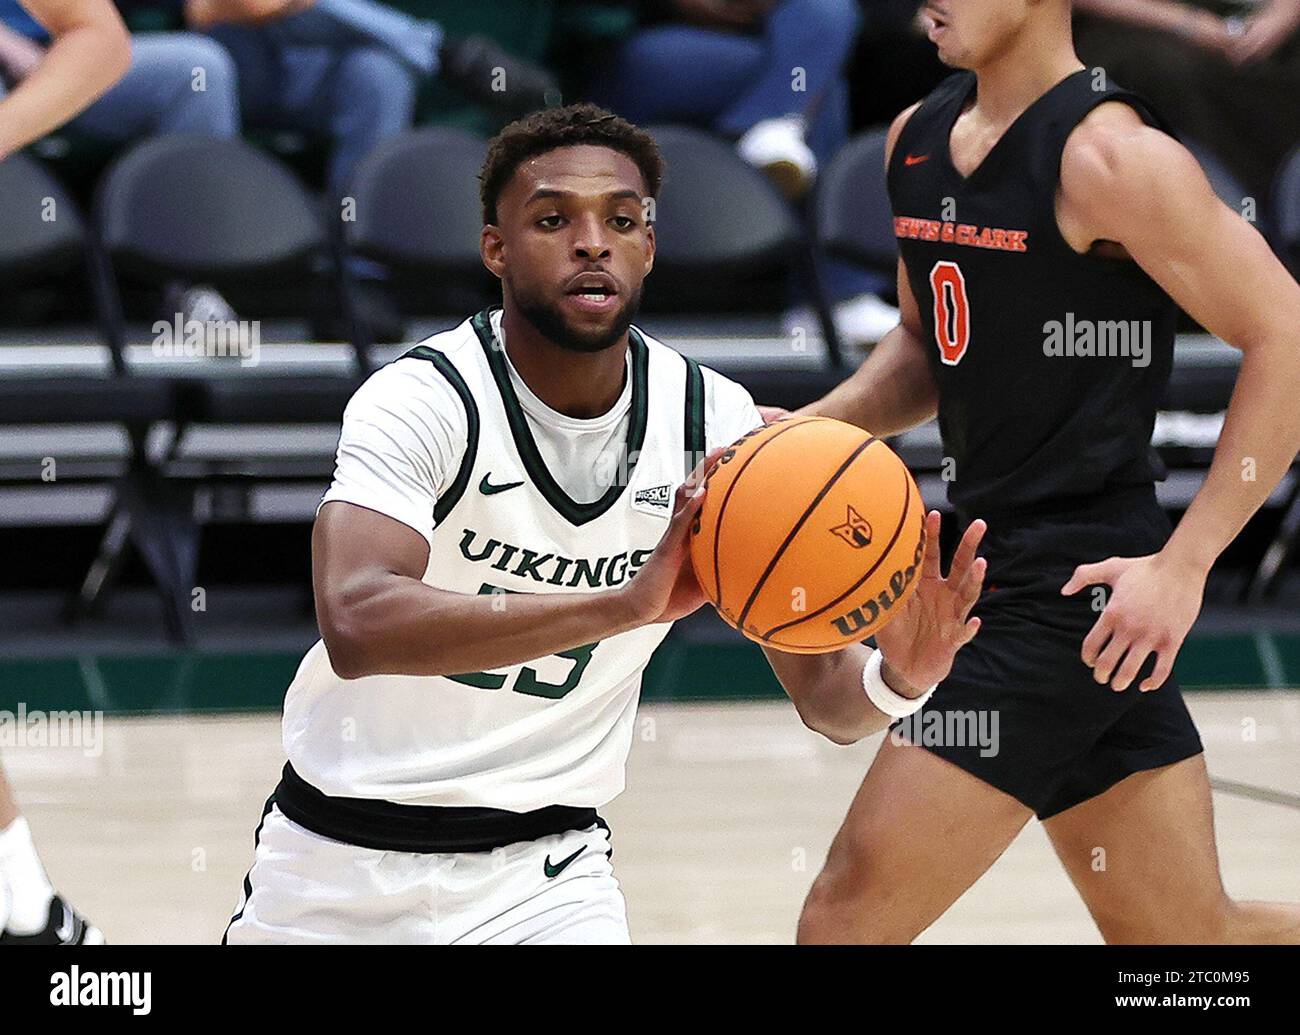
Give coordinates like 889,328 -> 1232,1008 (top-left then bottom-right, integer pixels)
479,103 -> 664,225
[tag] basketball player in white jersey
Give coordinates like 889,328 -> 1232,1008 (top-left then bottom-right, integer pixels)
0,0 -> 128,945
223,103 -> 989,945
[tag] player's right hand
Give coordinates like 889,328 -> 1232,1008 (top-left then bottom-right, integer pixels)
618,448 -> 725,625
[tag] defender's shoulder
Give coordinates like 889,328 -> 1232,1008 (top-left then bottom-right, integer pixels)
1062,102 -> 1190,195
1059,103 -> 1206,232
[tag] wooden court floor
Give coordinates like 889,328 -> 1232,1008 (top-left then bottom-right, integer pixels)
6,692 -> 1300,944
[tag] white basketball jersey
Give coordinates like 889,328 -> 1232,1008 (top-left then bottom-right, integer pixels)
282,309 -> 761,812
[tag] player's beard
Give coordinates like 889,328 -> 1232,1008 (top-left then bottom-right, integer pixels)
507,275 -> 642,354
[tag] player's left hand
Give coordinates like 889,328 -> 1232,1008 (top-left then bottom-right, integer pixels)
873,511 -> 986,693
1062,551 -> 1208,692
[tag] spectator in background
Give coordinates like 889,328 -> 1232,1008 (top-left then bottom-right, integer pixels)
1,0 -> 235,147
587,0 -> 901,346
187,0 -> 561,197
2,1 -> 243,345
184,0 -> 562,341
1074,0 -> 1300,202
589,0 -> 860,198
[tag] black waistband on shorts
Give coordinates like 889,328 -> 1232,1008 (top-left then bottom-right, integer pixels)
273,763 -> 601,854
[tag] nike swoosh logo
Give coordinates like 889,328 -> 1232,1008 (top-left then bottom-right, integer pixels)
904,154 -> 930,167
544,845 -> 586,879
479,473 -> 524,495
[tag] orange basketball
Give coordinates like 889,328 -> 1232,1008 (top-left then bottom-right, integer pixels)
690,417 -> 926,653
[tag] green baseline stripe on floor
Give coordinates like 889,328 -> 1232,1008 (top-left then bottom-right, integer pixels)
1,633 -> 1298,716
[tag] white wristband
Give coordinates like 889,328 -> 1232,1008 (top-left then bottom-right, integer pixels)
862,651 -> 936,719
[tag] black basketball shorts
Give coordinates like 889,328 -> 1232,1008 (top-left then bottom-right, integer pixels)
894,486 -> 1204,820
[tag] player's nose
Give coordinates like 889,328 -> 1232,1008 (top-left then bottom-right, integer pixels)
571,214 -> 612,260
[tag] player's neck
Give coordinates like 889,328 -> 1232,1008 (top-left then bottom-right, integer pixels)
498,306 -> 629,419
969,29 -> 1083,128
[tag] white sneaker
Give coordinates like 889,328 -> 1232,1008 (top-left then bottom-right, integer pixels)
737,117 -> 817,199
782,292 -> 901,349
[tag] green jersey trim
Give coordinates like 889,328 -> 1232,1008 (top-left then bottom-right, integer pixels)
683,355 -> 706,478
470,308 -> 650,527
400,344 -> 481,526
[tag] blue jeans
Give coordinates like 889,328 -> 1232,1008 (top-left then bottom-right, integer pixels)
260,0 -> 442,76
590,0 -> 859,165
206,0 -> 443,196
589,0 -> 885,301
0,33 -> 241,141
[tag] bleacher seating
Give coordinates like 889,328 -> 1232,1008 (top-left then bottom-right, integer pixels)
642,124 -> 843,363
341,126 -> 493,347
815,127 -> 896,275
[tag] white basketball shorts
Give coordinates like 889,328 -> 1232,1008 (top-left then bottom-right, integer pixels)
223,804 -> 629,945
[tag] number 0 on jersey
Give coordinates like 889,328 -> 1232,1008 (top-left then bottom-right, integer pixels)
930,261 -> 970,365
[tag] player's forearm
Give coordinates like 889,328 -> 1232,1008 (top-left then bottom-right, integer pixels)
800,324 -> 938,437
764,645 -> 917,745
1165,340 -> 1300,572
0,20 -> 128,158
318,572 -> 647,680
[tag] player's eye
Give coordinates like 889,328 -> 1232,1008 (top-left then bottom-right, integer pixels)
610,215 -> 636,230
536,215 -> 564,229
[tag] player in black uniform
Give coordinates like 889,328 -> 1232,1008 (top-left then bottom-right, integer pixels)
794,0 -> 1300,942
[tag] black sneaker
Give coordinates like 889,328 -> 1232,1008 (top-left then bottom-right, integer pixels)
439,34 -> 561,118
0,894 -> 105,945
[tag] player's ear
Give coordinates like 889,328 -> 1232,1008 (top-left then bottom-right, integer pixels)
481,224 -> 506,280
643,221 -> 655,277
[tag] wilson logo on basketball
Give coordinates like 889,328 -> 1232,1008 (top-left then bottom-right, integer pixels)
830,506 -> 873,549
829,531 -> 926,637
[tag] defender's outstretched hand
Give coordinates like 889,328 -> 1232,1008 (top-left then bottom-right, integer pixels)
873,511 -> 986,693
